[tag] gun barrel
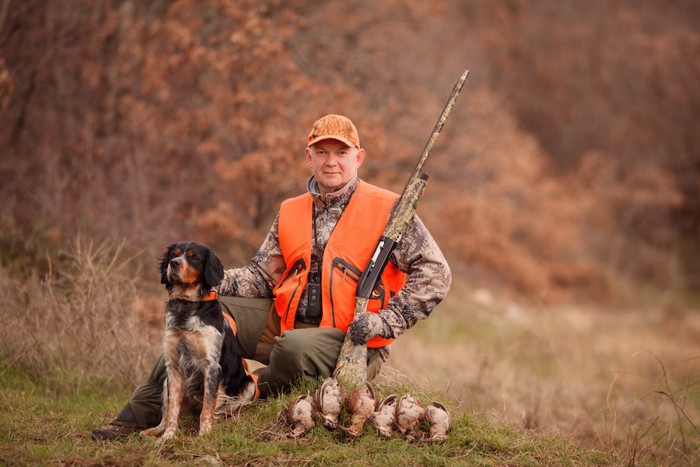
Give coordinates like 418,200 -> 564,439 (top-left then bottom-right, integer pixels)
405,69 -> 469,188
334,68 -> 470,387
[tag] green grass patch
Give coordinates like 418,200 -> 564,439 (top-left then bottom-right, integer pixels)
0,360 -> 612,466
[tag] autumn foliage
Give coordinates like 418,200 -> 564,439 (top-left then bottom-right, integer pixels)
1,0 -> 698,302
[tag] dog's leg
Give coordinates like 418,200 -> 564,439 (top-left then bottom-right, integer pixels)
199,362 -> 222,436
160,365 -> 185,440
215,377 -> 257,419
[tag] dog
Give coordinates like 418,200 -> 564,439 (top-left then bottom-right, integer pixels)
140,242 -> 256,440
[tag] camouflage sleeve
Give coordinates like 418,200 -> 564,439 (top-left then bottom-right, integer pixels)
218,214 -> 287,298
379,214 -> 452,338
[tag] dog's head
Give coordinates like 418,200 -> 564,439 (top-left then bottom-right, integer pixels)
159,242 -> 224,300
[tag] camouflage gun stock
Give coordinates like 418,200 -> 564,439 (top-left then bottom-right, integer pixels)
334,69 -> 470,387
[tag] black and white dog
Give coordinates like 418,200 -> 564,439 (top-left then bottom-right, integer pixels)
141,242 -> 256,440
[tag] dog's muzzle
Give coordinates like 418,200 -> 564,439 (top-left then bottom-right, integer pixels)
167,258 -> 183,282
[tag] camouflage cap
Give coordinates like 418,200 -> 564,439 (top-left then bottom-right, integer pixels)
307,114 -> 360,149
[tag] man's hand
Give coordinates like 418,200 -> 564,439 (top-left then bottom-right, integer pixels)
347,312 -> 391,345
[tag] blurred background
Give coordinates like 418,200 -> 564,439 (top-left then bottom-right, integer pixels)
0,1 -> 699,462
1,0 -> 698,303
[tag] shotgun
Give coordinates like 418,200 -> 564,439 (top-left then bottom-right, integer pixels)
334,69 -> 470,387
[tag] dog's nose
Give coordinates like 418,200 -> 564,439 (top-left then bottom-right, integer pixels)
170,258 -> 182,268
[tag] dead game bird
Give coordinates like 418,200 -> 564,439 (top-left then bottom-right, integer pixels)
345,382 -> 376,438
425,401 -> 452,442
287,394 -> 316,438
369,394 -> 398,438
395,394 -> 425,442
314,377 -> 345,429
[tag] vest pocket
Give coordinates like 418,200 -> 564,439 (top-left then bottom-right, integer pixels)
329,257 -> 386,327
276,258 -> 307,325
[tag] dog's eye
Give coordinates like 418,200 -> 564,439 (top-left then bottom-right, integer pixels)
174,249 -> 183,256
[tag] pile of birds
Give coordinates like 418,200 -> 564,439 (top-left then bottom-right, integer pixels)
284,377 -> 452,442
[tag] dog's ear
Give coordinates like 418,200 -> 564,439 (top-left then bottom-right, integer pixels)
203,248 -> 225,289
159,243 -> 176,285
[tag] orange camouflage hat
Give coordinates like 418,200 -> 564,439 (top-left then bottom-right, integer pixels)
307,114 -> 360,149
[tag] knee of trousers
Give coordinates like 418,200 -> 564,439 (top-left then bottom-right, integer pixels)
271,328 -> 345,376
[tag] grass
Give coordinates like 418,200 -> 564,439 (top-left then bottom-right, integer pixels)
389,284 -> 700,465
0,237 -> 698,465
0,237 -> 156,393
0,361 -> 609,466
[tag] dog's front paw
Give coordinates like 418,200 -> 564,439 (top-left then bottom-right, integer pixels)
140,426 -> 165,438
198,422 -> 213,436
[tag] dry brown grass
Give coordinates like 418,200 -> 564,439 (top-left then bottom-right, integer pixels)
1,232 -> 697,464
0,237 -> 159,393
387,283 -> 700,464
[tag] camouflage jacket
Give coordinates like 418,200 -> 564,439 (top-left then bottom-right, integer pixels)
219,176 -> 451,339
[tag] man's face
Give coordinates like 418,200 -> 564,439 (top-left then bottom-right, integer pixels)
305,139 -> 365,195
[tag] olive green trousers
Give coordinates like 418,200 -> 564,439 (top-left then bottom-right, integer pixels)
113,296 -> 386,429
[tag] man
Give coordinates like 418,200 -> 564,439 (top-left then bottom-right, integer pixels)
92,114 -> 451,440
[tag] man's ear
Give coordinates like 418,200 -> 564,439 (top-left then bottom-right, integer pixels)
305,147 -> 313,166
355,148 -> 366,168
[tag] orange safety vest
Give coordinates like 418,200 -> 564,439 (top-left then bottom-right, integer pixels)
274,180 -> 407,348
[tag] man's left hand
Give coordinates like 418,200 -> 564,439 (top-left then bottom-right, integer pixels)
347,312 -> 390,345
